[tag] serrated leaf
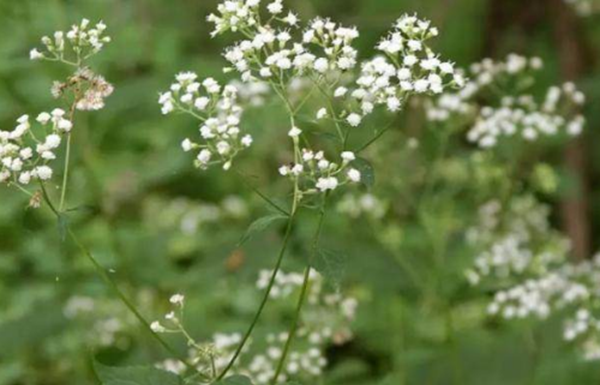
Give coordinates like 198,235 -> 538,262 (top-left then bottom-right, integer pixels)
94,362 -> 183,385
313,248 -> 347,289
214,375 -> 254,385
238,214 -> 288,246
352,157 -> 375,189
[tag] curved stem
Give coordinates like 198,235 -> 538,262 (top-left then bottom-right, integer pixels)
271,199 -> 327,384
68,228 -> 202,376
39,181 -> 202,378
217,198 -> 299,380
235,169 -> 290,216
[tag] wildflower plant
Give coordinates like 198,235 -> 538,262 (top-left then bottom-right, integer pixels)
157,1 -> 460,384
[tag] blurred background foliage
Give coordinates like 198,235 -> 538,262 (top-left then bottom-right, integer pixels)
1,0 -> 600,384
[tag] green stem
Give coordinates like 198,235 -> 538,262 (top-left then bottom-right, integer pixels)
59,132 -> 72,211
271,199 -> 327,384
67,228 -> 201,375
217,200 -> 299,380
235,170 -> 290,216
39,181 -> 202,378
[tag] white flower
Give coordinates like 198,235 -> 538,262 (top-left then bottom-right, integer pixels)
30,48 -> 44,60
283,12 -> 298,26
151,321 -> 166,333
316,177 -> 338,192
341,151 -> 355,163
197,149 -> 212,164
346,113 -> 362,127
267,0 -> 283,14
347,168 -> 361,182
18,172 -> 31,185
35,165 -> 53,180
334,87 -> 348,98
181,138 -> 193,152
170,293 -> 185,305
316,108 -> 328,120
36,112 -> 51,124
288,126 -> 302,137
314,58 -> 329,73
241,134 -> 253,147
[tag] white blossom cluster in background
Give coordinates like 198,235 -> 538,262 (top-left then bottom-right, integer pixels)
465,196 -> 569,286
143,195 -> 249,235
153,270 -> 358,383
336,193 -> 387,219
63,295 -> 142,349
159,73 -> 253,170
486,253 -> 600,361
0,111 -> 72,187
427,54 -> 586,148
565,0 -> 600,15
278,146 -> 362,194
30,18 -> 111,65
467,197 -> 600,361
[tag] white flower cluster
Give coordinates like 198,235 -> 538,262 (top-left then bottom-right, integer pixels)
30,19 -> 111,65
336,193 -> 386,219
0,111 -> 73,186
486,254 -> 600,360
154,270 -> 358,382
159,73 -> 252,170
467,84 -> 585,148
211,1 -> 360,83
470,198 -> 600,361
466,197 -> 569,285
278,147 -> 361,194
63,295 -> 139,348
427,55 -> 586,148
348,14 -> 462,119
145,195 -> 248,235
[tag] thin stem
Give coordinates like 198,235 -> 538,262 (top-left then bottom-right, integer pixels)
235,170 -> 290,216
67,228 -> 202,376
39,181 -> 203,378
59,132 -> 72,211
271,199 -> 327,384
217,199 -> 299,380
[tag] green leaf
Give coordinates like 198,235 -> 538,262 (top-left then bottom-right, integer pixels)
238,214 -> 288,246
94,362 -> 183,385
214,375 -> 254,385
313,248 -> 347,289
352,157 -> 375,189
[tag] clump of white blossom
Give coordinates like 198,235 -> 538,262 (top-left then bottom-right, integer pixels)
278,147 -> 362,195
143,195 -> 249,235
336,193 -> 387,219
0,111 -> 72,187
465,197 -> 570,285
152,270 -> 358,383
468,196 -> 600,361
159,73 -> 252,170
347,14 -> 463,119
427,54 -> 586,148
30,18 -> 111,65
0,19 -> 113,204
